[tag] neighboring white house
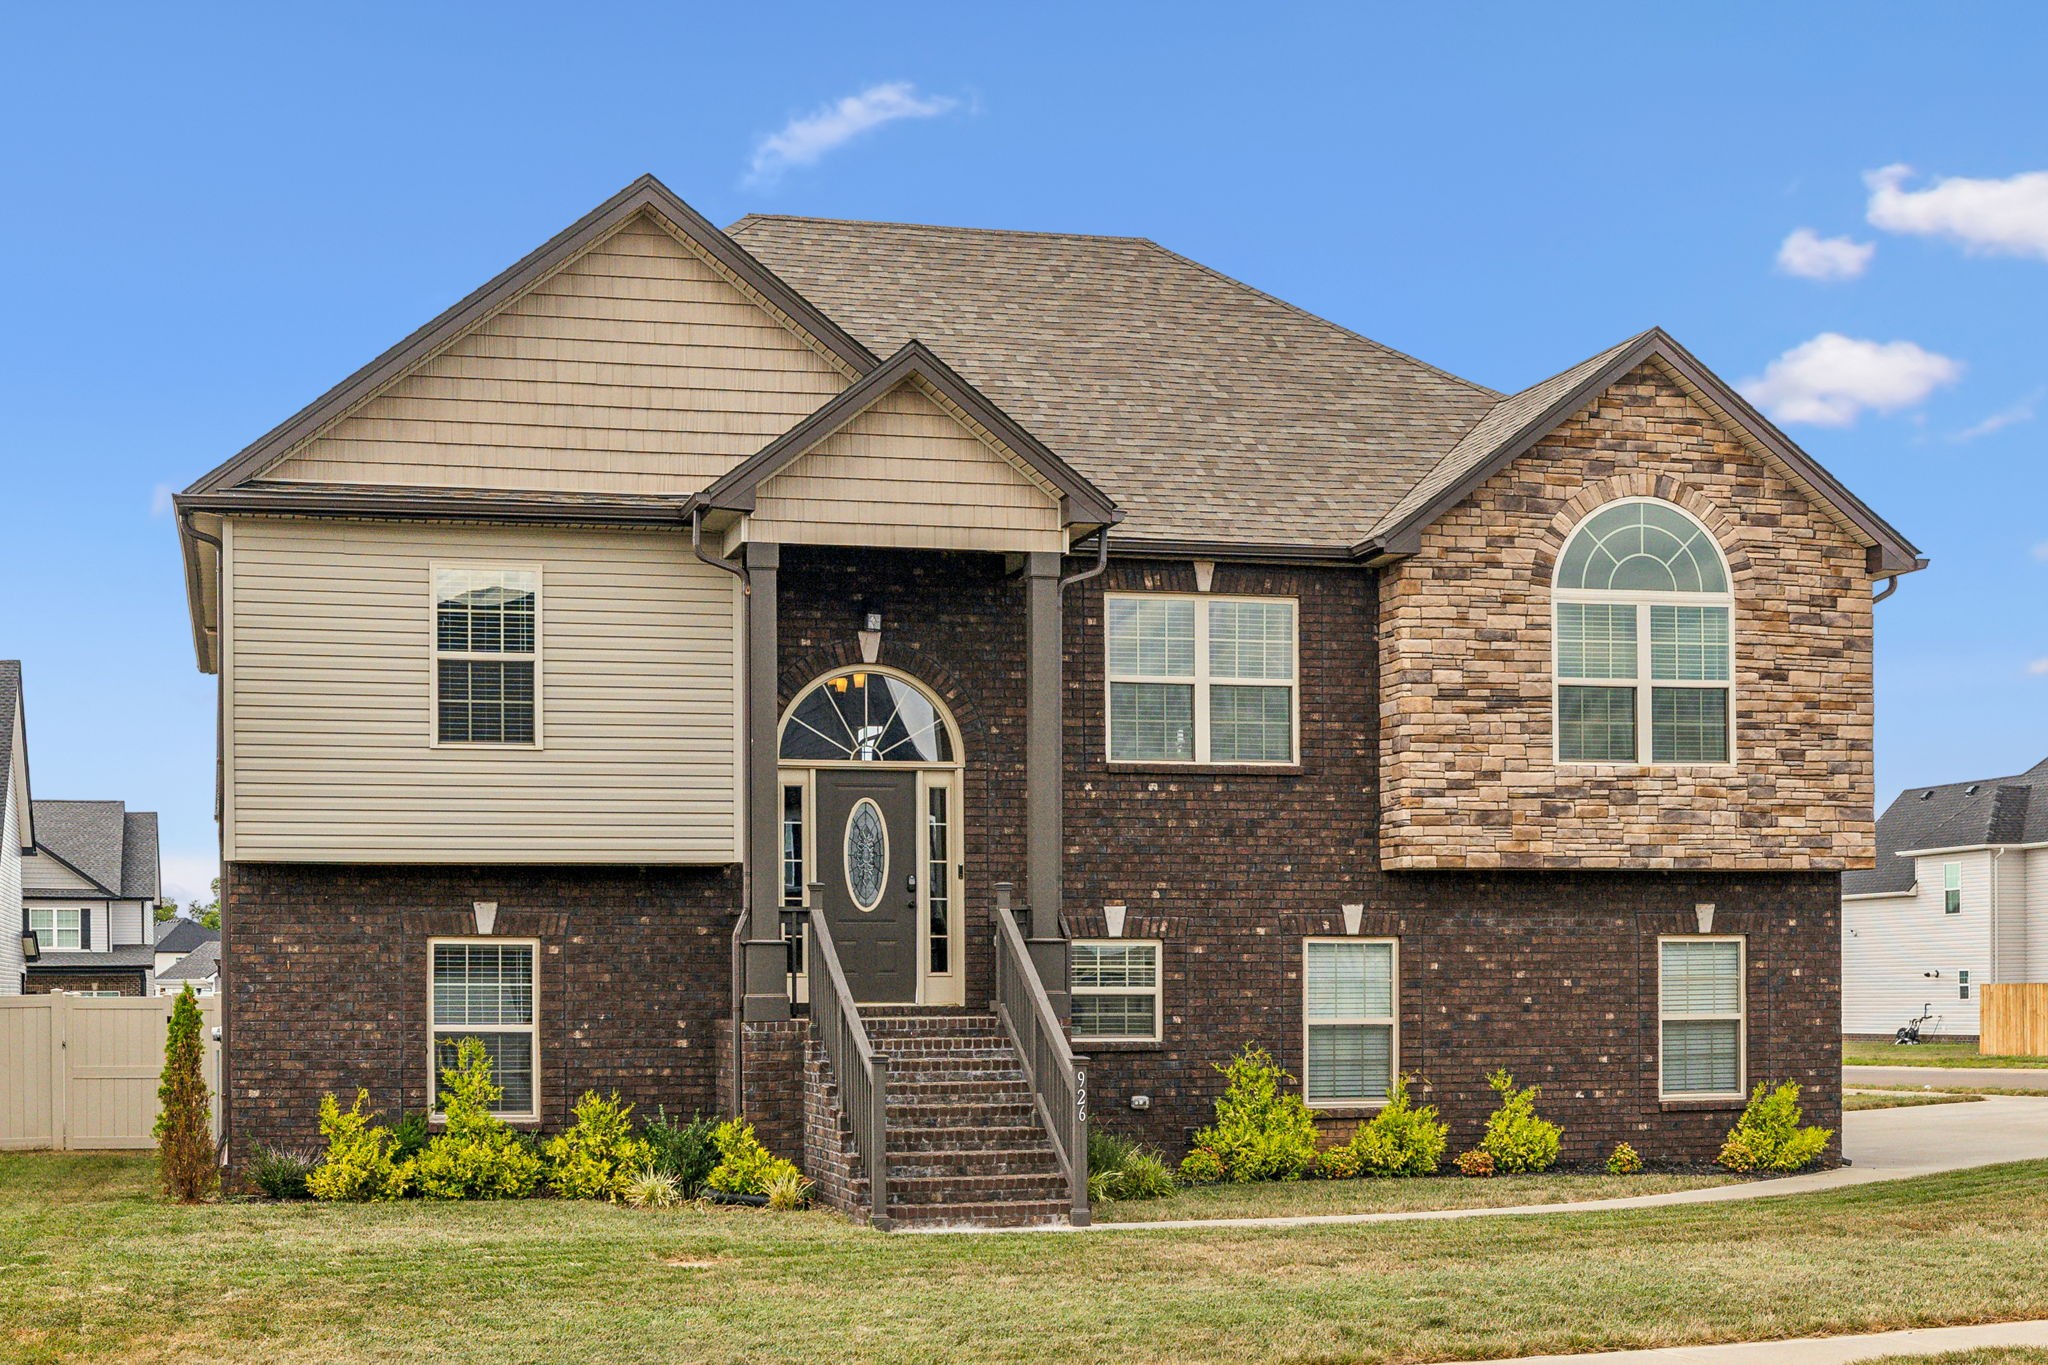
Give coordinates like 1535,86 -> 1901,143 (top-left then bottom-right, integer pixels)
1843,756 -> 2048,1039
152,916 -> 218,982
156,938 -> 219,996
21,799 -> 163,996
1,662 -> 31,996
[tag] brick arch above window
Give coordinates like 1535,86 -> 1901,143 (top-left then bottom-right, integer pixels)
778,641 -> 990,751
1538,475 -> 1755,587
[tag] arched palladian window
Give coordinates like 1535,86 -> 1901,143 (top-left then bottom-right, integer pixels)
779,669 -> 957,763
1553,499 -> 1732,765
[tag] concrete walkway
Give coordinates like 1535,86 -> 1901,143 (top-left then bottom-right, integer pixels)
977,1093 -> 2048,1235
1435,1317 -> 2048,1364
1847,1063 -> 2048,1091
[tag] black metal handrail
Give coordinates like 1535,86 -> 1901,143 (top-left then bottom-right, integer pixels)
991,894 -> 1090,1226
803,909 -> 891,1228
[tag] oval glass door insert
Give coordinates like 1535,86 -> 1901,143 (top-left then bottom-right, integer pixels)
844,798 -> 888,913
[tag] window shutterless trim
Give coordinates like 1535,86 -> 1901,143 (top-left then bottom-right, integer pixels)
1656,934 -> 1747,1102
1103,592 -> 1299,766
428,562 -> 544,749
1068,939 -> 1163,1043
1943,860 -> 1962,914
426,936 -> 541,1123
28,907 -> 85,951
1301,936 -> 1399,1108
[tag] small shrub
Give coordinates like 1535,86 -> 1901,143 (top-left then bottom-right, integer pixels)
389,1110 -> 431,1164
545,1091 -> 654,1201
1315,1144 -> 1362,1180
1087,1126 -> 1139,1177
765,1169 -> 815,1211
1189,1045 -> 1320,1182
1454,1148 -> 1494,1178
1087,1126 -> 1177,1202
1347,1076 -> 1449,1177
248,1144 -> 321,1200
306,1090 -> 409,1201
412,1038 -> 544,1199
1606,1142 -> 1645,1176
1115,1153 -> 1177,1200
1479,1068 -> 1561,1174
1718,1081 -> 1833,1173
703,1118 -> 802,1197
155,985 -> 218,1202
623,1167 -> 682,1209
642,1109 -> 720,1197
1178,1146 -> 1226,1186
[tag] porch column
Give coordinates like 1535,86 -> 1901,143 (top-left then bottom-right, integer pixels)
1024,550 -> 1070,1019
741,541 -> 790,1023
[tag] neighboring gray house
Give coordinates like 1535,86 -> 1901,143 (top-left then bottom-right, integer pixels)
1,662 -> 31,995
155,937 -> 219,996
153,916 -> 219,982
1843,757 -> 2048,1039
22,800 -> 163,996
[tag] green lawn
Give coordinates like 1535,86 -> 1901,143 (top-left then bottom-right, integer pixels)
1866,1353 -> 2048,1364
1845,1040 -> 2048,1069
1095,1169 -> 1735,1222
1844,1091 -> 1987,1111
9,1154 -> 2048,1364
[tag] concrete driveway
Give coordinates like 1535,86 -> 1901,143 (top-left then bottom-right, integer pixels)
1846,1063 -> 2048,1091
1841,1092 -> 2048,1173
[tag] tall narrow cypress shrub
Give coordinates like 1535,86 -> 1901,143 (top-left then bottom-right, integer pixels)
155,984 -> 217,1201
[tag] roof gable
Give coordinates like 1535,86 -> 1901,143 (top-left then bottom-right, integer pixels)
0,662 -> 27,851
29,800 -> 128,894
183,176 -> 878,499
1360,328 -> 1923,576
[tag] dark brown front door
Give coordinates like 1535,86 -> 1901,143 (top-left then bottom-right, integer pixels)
815,768 -> 920,1002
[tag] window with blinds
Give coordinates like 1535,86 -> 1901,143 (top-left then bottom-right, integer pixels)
1554,500 -> 1732,765
430,939 -> 539,1118
1659,937 -> 1745,1099
28,907 -> 83,951
1106,594 -> 1297,764
1303,939 -> 1397,1105
1070,940 -> 1161,1041
432,565 -> 539,745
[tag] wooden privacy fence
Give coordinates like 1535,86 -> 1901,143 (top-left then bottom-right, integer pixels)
1980,983 -> 2048,1057
0,994 -> 220,1150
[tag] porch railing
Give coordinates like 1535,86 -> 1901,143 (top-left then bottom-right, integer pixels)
991,894 -> 1091,1226
803,908 -> 892,1228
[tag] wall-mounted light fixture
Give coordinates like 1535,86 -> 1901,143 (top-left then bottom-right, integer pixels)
19,928 -> 39,964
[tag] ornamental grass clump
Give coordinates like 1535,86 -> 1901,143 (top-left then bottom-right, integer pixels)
545,1091 -> 653,1201
411,1038 -> 544,1199
306,1090 -> 410,1201
1087,1126 -> 1177,1202
623,1168 -> 683,1209
155,985 -> 217,1202
1346,1076 -> 1449,1177
703,1118 -> 803,1198
1478,1068 -> 1561,1174
1718,1081 -> 1833,1173
1182,1045 -> 1320,1183
248,1144 -> 321,1200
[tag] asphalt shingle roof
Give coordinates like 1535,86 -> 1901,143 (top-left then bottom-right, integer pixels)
28,943 -> 157,971
156,938 -> 219,982
727,215 -> 1503,548
154,917 -> 218,953
1846,756 -> 2048,896
30,800 -> 161,898
0,661 -> 21,829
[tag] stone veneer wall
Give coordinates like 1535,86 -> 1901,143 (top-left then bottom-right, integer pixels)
1378,360 -> 1877,870
221,863 -> 738,1172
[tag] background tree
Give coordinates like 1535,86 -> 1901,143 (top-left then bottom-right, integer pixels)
154,984 -> 217,1201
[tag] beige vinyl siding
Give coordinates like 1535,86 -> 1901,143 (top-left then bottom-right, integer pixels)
747,381 -> 1066,553
20,854 -> 102,895
0,792 -> 20,994
224,517 -> 739,864
265,217 -> 852,496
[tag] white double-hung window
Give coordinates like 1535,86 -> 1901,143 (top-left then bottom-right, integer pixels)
1070,940 -> 1162,1042
1106,594 -> 1296,763
433,565 -> 539,745
28,907 -> 83,950
430,939 -> 539,1119
1303,939 -> 1397,1106
1659,936 -> 1746,1099
1554,499 -> 1732,765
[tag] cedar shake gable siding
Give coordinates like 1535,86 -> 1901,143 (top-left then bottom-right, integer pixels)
1378,362 -> 1876,870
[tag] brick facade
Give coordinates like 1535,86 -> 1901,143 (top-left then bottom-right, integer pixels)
1377,361 -> 1878,870
25,971 -> 147,996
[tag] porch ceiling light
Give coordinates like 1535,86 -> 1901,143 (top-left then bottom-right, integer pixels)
20,929 -> 39,963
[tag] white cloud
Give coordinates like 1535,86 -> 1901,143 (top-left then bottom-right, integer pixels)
1866,164 -> 2048,260
2030,658 -> 2048,677
1775,228 -> 1875,281
1950,390 -> 2041,443
150,482 -> 175,517
1740,333 -> 1963,427
160,851 -> 219,905
746,82 -> 959,187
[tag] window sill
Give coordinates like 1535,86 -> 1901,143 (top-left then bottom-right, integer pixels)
1072,1039 -> 1163,1053
1659,1097 -> 1746,1112
429,1115 -> 542,1129
1307,1101 -> 1392,1117
1104,763 -> 1304,778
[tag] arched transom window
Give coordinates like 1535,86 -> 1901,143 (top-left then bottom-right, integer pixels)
1554,499 -> 1732,765
779,669 -> 957,764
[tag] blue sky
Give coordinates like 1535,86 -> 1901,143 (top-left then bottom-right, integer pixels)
3,3 -> 2043,900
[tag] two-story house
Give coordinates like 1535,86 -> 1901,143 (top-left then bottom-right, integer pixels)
1843,758 -> 2048,1040
175,176 -> 1920,1226
22,800 -> 163,996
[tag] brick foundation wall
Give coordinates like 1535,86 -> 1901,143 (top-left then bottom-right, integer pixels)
1378,361 -> 1876,870
25,971 -> 147,996
714,1019 -> 806,1161
221,862 -> 738,1171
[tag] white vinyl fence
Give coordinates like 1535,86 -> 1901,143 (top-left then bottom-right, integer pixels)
0,993 -> 220,1150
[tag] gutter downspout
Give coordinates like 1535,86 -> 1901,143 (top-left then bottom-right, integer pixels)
1873,575 -> 1900,603
1059,527 -> 1111,591
179,508 -> 230,1167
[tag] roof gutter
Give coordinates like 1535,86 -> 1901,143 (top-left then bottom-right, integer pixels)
1059,527 -> 1110,590
1894,841 -> 2048,858
686,499 -> 749,593
177,509 -> 224,674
